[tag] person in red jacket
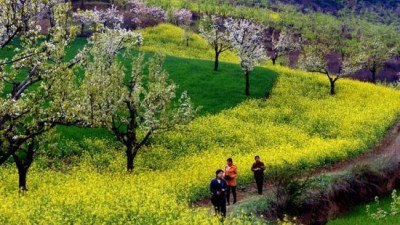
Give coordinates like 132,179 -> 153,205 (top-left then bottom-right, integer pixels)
224,158 -> 237,205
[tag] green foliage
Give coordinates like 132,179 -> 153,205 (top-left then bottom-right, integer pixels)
0,31 -> 278,167
143,0 -> 278,25
266,161 -> 313,215
231,197 -> 274,216
0,2 -> 87,190
329,191 -> 400,225
365,190 -> 400,221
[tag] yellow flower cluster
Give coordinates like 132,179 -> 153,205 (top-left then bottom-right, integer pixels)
1,63 -> 399,224
0,163 -> 263,224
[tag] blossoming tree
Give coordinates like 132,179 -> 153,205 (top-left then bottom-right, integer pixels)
269,29 -> 302,65
0,1 -> 89,190
73,5 -> 123,35
299,14 -> 361,95
226,18 -> 267,96
80,34 -> 197,172
0,1 -> 145,190
173,8 -> 192,26
128,0 -> 167,28
200,16 -> 231,71
354,21 -> 399,83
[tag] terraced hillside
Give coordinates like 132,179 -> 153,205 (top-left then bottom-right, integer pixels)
0,24 -> 399,224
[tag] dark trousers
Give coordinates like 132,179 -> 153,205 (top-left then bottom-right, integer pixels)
255,175 -> 264,194
226,186 -> 237,204
211,195 -> 226,217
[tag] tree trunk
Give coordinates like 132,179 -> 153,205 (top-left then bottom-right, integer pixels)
81,23 -> 84,36
123,101 -> 139,173
17,165 -> 28,191
126,143 -> 140,172
80,0 -> 84,9
371,64 -> 377,84
214,52 -> 219,71
245,71 -> 250,96
186,38 -> 189,47
271,52 -> 278,65
330,79 -> 336,95
126,147 -> 134,172
49,6 -> 56,29
13,152 -> 31,192
49,16 -> 55,28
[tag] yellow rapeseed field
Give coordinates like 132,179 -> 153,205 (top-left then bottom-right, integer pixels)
1,64 -> 398,224
0,24 -> 399,224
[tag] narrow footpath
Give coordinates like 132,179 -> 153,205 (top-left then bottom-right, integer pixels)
192,120 -> 400,216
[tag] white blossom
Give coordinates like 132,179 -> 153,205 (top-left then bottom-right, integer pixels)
225,18 -> 267,73
173,9 -> 192,26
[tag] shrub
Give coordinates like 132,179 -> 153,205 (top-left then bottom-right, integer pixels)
367,190 -> 400,221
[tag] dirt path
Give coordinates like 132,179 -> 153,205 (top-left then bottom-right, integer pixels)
192,120 -> 400,214
316,120 -> 400,174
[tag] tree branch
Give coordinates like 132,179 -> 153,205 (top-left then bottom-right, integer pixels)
0,52 -> 39,66
12,76 -> 40,100
0,27 -> 21,48
112,117 -> 127,145
0,150 -> 14,165
133,130 -> 152,152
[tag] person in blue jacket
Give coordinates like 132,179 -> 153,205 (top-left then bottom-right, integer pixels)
210,169 -> 228,217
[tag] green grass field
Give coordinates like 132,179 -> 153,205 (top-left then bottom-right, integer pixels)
329,195 -> 399,225
0,34 -> 278,150
56,54 -> 278,151
62,42 -> 277,145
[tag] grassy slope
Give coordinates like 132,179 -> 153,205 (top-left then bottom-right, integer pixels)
138,24 -> 400,225
0,30 -> 277,146
163,56 -> 277,114
0,24 -> 400,224
1,63 -> 398,224
329,195 -> 399,225
58,55 -> 278,147
141,23 -> 239,63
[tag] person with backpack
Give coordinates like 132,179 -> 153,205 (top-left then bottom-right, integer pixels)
210,169 -> 228,217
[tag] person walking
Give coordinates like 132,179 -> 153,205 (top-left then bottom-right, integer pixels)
224,158 -> 237,205
251,155 -> 265,195
210,169 -> 227,217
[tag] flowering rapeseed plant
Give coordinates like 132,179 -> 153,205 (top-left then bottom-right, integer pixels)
1,62 -> 399,224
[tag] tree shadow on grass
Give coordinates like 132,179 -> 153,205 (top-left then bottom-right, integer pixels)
163,56 -> 279,115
